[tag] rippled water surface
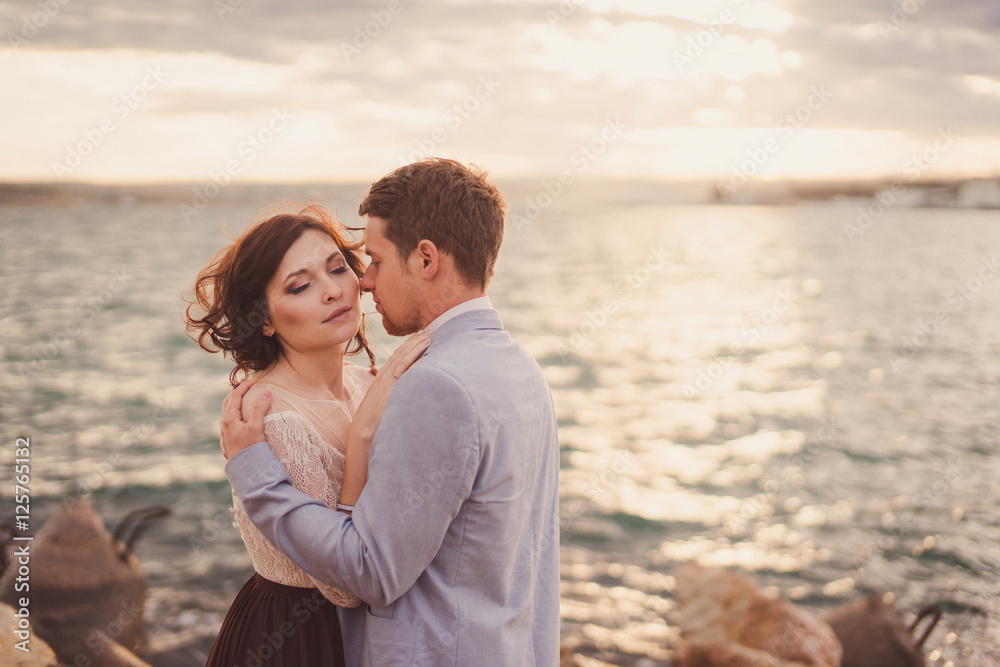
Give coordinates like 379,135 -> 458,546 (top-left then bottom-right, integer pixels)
1,190 -> 998,665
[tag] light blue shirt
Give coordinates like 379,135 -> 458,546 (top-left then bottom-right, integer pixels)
423,295 -> 493,332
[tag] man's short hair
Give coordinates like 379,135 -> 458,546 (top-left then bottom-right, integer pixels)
358,158 -> 506,288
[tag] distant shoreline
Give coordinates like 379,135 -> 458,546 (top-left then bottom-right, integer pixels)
1,176 -> 999,209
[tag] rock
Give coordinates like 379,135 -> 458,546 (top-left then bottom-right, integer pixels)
0,602 -> 59,666
0,499 -> 168,667
823,593 -> 941,667
560,643 -> 577,667
672,562 -> 842,667
558,642 -> 630,667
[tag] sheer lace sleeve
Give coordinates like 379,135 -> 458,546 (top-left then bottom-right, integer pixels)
231,409 -> 361,607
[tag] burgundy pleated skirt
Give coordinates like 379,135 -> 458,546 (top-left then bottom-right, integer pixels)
205,573 -> 346,667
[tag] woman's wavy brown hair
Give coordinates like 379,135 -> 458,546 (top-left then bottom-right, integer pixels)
185,203 -> 376,386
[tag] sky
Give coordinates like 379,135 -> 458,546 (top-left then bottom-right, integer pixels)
2,0 -> 1000,183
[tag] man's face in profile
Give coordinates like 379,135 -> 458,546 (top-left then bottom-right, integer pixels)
361,215 -> 423,336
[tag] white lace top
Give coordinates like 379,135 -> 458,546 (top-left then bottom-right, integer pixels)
230,362 -> 375,607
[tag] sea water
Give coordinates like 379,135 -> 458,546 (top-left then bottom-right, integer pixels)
1,187 -> 997,665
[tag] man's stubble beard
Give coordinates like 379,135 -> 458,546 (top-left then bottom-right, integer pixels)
380,309 -> 423,337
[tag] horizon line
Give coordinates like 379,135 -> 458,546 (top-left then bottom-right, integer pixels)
2,172 -> 999,189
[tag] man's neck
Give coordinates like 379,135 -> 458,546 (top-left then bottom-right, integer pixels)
420,283 -> 486,328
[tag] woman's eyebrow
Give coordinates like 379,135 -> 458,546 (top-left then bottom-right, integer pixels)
283,251 -> 343,282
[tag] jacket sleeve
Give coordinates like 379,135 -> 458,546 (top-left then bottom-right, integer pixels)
226,364 -> 480,606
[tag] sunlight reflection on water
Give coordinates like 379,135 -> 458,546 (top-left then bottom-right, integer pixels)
1,197 -> 998,664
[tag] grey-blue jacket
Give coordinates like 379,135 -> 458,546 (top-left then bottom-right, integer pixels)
226,309 -> 560,666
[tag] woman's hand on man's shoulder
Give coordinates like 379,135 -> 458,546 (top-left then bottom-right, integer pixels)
219,378 -> 271,461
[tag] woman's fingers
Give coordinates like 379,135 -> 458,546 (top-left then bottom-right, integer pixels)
223,376 -> 258,422
246,389 -> 272,429
219,378 -> 270,460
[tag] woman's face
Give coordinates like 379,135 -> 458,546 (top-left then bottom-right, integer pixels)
262,228 -> 363,355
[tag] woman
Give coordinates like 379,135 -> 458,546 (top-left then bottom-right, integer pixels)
186,204 -> 430,666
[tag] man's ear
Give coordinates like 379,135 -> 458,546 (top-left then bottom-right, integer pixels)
416,239 -> 439,277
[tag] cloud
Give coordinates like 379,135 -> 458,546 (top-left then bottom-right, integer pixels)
3,0 -> 999,180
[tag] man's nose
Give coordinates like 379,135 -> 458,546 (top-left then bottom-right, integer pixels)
360,265 -> 375,292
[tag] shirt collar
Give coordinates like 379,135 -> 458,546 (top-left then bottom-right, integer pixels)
424,296 -> 494,332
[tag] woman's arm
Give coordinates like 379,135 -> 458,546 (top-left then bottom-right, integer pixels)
339,331 -> 433,508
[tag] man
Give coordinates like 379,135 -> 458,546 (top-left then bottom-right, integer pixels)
221,158 -> 560,666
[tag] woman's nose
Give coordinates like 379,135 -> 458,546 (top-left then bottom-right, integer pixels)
323,276 -> 344,301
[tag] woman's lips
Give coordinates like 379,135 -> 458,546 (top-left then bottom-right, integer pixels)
324,306 -> 351,322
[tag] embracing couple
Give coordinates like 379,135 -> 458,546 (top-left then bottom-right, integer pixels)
186,159 -> 560,666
